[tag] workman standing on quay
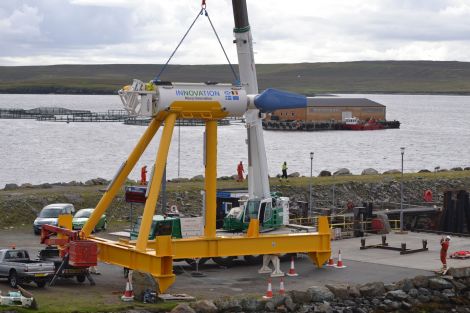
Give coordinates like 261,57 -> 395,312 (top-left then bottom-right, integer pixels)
141,165 -> 147,185
440,236 -> 451,273
237,161 -> 245,182
281,161 -> 288,181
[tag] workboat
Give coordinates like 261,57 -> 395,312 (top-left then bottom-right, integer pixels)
343,117 -> 384,130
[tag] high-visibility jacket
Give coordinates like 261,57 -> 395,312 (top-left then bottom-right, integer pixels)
282,163 -> 288,171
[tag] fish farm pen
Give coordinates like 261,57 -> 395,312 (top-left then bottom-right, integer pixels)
0,108 -> 128,122
124,117 -> 231,126
0,107 -> 240,126
36,110 -> 129,122
0,108 -> 87,119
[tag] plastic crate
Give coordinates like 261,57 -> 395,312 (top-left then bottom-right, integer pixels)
69,240 -> 97,267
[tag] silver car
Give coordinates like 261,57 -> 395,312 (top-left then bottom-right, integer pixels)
33,203 -> 75,235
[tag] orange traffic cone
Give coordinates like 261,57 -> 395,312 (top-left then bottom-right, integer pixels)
326,257 -> 335,267
287,256 -> 299,277
121,279 -> 134,301
263,278 -> 273,299
334,250 -> 347,268
279,278 -> 286,295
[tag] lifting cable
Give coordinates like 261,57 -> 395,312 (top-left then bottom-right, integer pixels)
153,0 -> 239,84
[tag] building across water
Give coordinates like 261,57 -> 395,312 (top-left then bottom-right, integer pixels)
263,97 -> 399,131
271,97 -> 386,122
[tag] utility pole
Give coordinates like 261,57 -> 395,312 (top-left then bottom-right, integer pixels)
399,147 -> 405,233
309,152 -> 314,217
332,174 -> 336,210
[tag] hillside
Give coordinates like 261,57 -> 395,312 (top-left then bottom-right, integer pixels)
1,61 -> 470,95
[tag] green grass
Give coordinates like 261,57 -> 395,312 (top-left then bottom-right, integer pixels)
0,295 -> 179,313
2,61 -> 470,95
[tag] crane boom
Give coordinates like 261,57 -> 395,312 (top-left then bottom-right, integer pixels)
232,0 -> 271,200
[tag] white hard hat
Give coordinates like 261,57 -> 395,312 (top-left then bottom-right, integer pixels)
446,236 -> 451,241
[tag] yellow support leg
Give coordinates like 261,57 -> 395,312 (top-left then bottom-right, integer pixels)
82,118 -> 161,236
308,216 -> 332,267
153,235 -> 175,293
308,251 -> 331,268
246,219 -> 260,238
204,120 -> 217,238
317,216 -> 330,234
136,113 -> 177,252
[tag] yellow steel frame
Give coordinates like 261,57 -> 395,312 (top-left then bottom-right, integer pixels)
81,105 -> 331,293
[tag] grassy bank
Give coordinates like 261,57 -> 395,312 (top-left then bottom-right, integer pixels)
2,61 -> 470,95
1,170 -> 469,229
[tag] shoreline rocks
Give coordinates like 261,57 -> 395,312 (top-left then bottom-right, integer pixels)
170,267 -> 470,313
3,165 -> 470,191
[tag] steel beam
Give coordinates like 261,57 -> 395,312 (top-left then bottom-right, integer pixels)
82,118 -> 162,236
204,120 -> 217,238
136,113 -> 177,251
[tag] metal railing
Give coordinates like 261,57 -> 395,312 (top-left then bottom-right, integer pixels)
289,215 -> 401,235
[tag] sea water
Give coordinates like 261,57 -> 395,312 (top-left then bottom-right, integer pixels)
0,94 -> 469,185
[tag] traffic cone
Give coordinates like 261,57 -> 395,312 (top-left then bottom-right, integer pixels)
334,250 -> 347,268
279,278 -> 286,295
287,256 -> 299,276
326,257 -> 335,267
121,279 -> 134,301
263,278 -> 273,299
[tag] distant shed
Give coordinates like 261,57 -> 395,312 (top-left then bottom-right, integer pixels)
271,98 -> 386,122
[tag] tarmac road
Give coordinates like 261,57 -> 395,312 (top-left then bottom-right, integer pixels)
2,227 -> 468,300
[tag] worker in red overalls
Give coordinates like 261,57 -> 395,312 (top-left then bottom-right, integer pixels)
440,236 -> 451,272
140,165 -> 147,185
237,161 -> 245,182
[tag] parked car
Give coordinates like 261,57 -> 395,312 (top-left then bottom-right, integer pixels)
72,208 -> 107,231
33,203 -> 75,235
0,248 -> 55,288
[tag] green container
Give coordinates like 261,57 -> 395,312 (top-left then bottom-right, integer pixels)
130,215 -> 182,240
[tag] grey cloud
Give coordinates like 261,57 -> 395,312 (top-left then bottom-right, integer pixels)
0,0 -> 133,58
382,0 -> 449,11
1,0 -> 470,65
336,11 -> 470,42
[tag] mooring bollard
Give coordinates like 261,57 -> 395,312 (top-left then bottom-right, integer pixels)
361,238 -> 366,248
401,243 -> 407,252
381,235 -> 387,246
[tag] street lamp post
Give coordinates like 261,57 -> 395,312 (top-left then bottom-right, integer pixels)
332,174 -> 336,210
400,147 -> 405,232
309,152 -> 314,217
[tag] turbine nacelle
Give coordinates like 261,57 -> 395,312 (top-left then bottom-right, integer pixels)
119,80 -> 307,118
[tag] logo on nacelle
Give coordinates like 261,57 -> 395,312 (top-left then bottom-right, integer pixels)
224,90 -> 240,101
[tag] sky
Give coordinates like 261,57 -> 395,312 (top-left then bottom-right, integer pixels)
1,0 -> 470,66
